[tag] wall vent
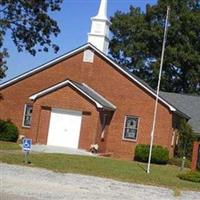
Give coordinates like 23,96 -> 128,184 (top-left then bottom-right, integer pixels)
83,49 -> 94,63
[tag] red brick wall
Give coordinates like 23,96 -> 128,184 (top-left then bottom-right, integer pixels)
30,86 -> 99,150
0,53 -> 84,137
191,141 -> 200,170
0,48 -> 174,160
87,54 -> 173,159
36,106 -> 51,144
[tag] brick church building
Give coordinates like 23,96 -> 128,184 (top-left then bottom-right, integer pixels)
0,0 -> 199,166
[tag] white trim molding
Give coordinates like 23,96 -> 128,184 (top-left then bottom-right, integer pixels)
22,104 -> 33,128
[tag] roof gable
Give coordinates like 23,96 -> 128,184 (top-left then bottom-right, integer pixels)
29,79 -> 116,111
0,43 -> 89,89
0,43 -> 177,112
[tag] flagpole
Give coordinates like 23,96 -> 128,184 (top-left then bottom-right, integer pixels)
147,6 -> 170,174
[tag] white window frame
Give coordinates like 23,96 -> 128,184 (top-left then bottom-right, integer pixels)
22,104 -> 33,128
122,116 -> 139,141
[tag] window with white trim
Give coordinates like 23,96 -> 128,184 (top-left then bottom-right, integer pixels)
23,104 -> 33,127
123,116 -> 138,140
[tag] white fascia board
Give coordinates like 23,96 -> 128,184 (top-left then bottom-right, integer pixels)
29,80 -> 103,109
0,44 -> 90,89
87,44 -> 176,112
29,80 -> 70,100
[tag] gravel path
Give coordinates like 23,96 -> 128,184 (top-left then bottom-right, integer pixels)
0,163 -> 199,200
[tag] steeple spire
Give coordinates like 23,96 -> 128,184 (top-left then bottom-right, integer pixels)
95,0 -> 108,20
88,0 -> 111,55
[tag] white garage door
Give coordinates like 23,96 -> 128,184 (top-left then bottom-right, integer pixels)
47,109 -> 82,148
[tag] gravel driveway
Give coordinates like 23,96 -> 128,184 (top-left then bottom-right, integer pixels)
0,163 -> 199,200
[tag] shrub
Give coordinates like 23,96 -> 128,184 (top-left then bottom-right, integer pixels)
134,144 -> 149,162
178,171 -> 200,183
0,120 -> 19,142
134,144 -> 169,164
168,157 -> 191,168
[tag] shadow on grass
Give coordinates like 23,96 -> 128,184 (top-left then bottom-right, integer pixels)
137,163 -> 147,172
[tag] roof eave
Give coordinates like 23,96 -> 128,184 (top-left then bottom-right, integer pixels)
174,110 -> 191,120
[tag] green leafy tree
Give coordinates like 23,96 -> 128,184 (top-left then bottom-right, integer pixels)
0,0 -> 63,79
110,0 -> 200,94
177,119 -> 196,159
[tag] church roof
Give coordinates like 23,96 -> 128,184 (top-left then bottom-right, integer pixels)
160,92 -> 200,135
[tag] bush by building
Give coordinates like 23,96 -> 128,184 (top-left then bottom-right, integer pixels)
134,144 -> 169,164
0,119 -> 19,142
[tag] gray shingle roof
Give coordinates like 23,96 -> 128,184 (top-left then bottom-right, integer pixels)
160,92 -> 200,135
71,81 -> 116,110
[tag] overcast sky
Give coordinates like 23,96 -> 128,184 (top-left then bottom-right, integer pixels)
2,0 -> 157,82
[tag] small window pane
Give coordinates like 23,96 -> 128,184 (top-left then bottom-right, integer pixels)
126,118 -> 137,129
123,117 -> 138,140
124,128 -> 137,139
23,105 -> 33,127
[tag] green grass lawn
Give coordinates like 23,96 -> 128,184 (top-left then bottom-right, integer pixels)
0,141 -> 21,150
0,141 -> 199,192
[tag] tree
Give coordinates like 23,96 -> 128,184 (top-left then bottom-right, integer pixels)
110,0 -> 200,94
176,119 -> 196,160
0,0 -> 63,79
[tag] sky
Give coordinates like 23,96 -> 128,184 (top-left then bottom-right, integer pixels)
2,0 -> 157,82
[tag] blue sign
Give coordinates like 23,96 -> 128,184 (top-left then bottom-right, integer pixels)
22,138 -> 32,151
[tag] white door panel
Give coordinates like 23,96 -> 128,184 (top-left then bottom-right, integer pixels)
47,109 -> 82,148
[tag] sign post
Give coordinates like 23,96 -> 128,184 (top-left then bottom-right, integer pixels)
22,138 -> 32,164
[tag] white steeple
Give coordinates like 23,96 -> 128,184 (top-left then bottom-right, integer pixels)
88,0 -> 111,55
